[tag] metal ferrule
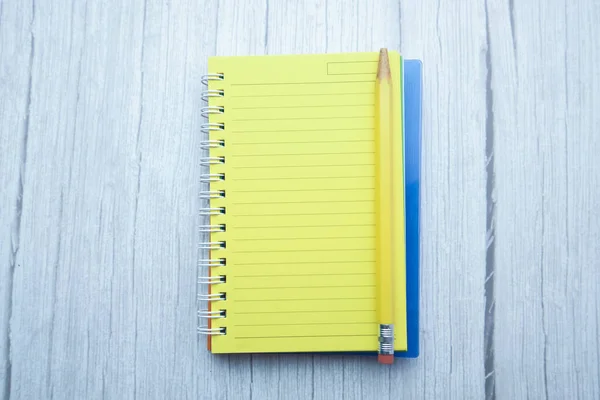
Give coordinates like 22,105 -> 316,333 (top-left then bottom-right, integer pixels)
378,324 -> 394,355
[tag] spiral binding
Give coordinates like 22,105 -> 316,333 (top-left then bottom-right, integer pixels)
198,292 -> 226,301
201,123 -> 225,132
198,258 -> 226,267
201,106 -> 224,118
199,241 -> 226,250
201,73 -> 224,85
200,157 -> 225,165
198,327 -> 226,335
199,190 -> 226,199
198,310 -> 226,319
198,275 -> 226,284
198,207 -> 226,216
200,173 -> 225,182
199,224 -> 226,233
200,139 -> 225,149
201,89 -> 224,101
198,72 -> 227,336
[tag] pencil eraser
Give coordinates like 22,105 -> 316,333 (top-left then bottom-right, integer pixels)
378,354 -> 394,364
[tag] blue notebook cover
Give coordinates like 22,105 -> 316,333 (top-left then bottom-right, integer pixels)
395,59 -> 422,358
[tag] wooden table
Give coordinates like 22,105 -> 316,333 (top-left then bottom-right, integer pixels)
1,0 -> 598,398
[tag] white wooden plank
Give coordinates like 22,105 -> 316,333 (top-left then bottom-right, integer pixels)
6,1 -> 145,397
5,0 -> 597,398
4,0 -> 215,398
489,0 -> 600,398
0,1 -> 34,398
389,1 -> 489,399
128,0 -> 216,398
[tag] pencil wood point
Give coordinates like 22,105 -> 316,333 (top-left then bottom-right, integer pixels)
377,48 -> 391,79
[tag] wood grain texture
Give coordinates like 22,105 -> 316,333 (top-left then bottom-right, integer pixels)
396,1 -> 490,398
0,1 -> 34,398
0,0 -> 597,399
2,0 -> 215,398
488,0 -> 600,399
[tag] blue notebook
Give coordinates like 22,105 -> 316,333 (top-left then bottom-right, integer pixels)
395,59 -> 422,358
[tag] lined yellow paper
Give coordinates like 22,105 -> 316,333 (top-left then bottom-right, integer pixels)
207,52 -> 406,354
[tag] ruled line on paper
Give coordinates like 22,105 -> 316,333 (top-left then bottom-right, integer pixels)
234,285 -> 375,290
228,151 -> 374,157
232,116 -> 371,122
232,235 -> 374,242
234,322 -> 376,327
237,309 -> 376,315
231,80 -> 374,86
231,229 -> 373,235
234,297 -> 375,303
227,141 -> 374,147
231,226 -> 374,231
235,335 -> 374,339
235,260 -> 372,266
232,92 -> 374,98
233,271 -> 373,276
232,176 -> 374,182
231,104 -> 374,110
231,224 -> 375,230
230,235 -> 374,241
232,199 -> 372,205
229,192 -> 373,199
233,248 -> 374,254
231,212 -> 373,218
230,127 -> 371,133
234,272 -> 374,278
232,187 -> 375,193
232,164 -> 375,170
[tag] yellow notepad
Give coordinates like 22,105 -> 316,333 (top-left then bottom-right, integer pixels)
201,51 -> 406,354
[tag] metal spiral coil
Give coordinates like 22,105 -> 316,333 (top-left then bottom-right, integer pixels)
198,259 -> 226,267
198,310 -> 226,319
198,275 -> 226,284
201,89 -> 224,101
199,156 -> 225,165
198,292 -> 226,301
201,106 -> 224,117
199,241 -> 226,250
198,327 -> 226,336
199,71 -> 227,337
200,173 -> 225,182
199,190 -> 225,199
201,123 -> 225,133
201,73 -> 224,85
198,207 -> 226,216
199,224 -> 226,233
200,139 -> 225,149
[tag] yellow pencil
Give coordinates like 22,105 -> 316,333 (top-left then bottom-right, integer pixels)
374,48 -> 395,365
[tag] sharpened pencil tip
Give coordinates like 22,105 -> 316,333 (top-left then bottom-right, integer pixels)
377,48 -> 391,79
